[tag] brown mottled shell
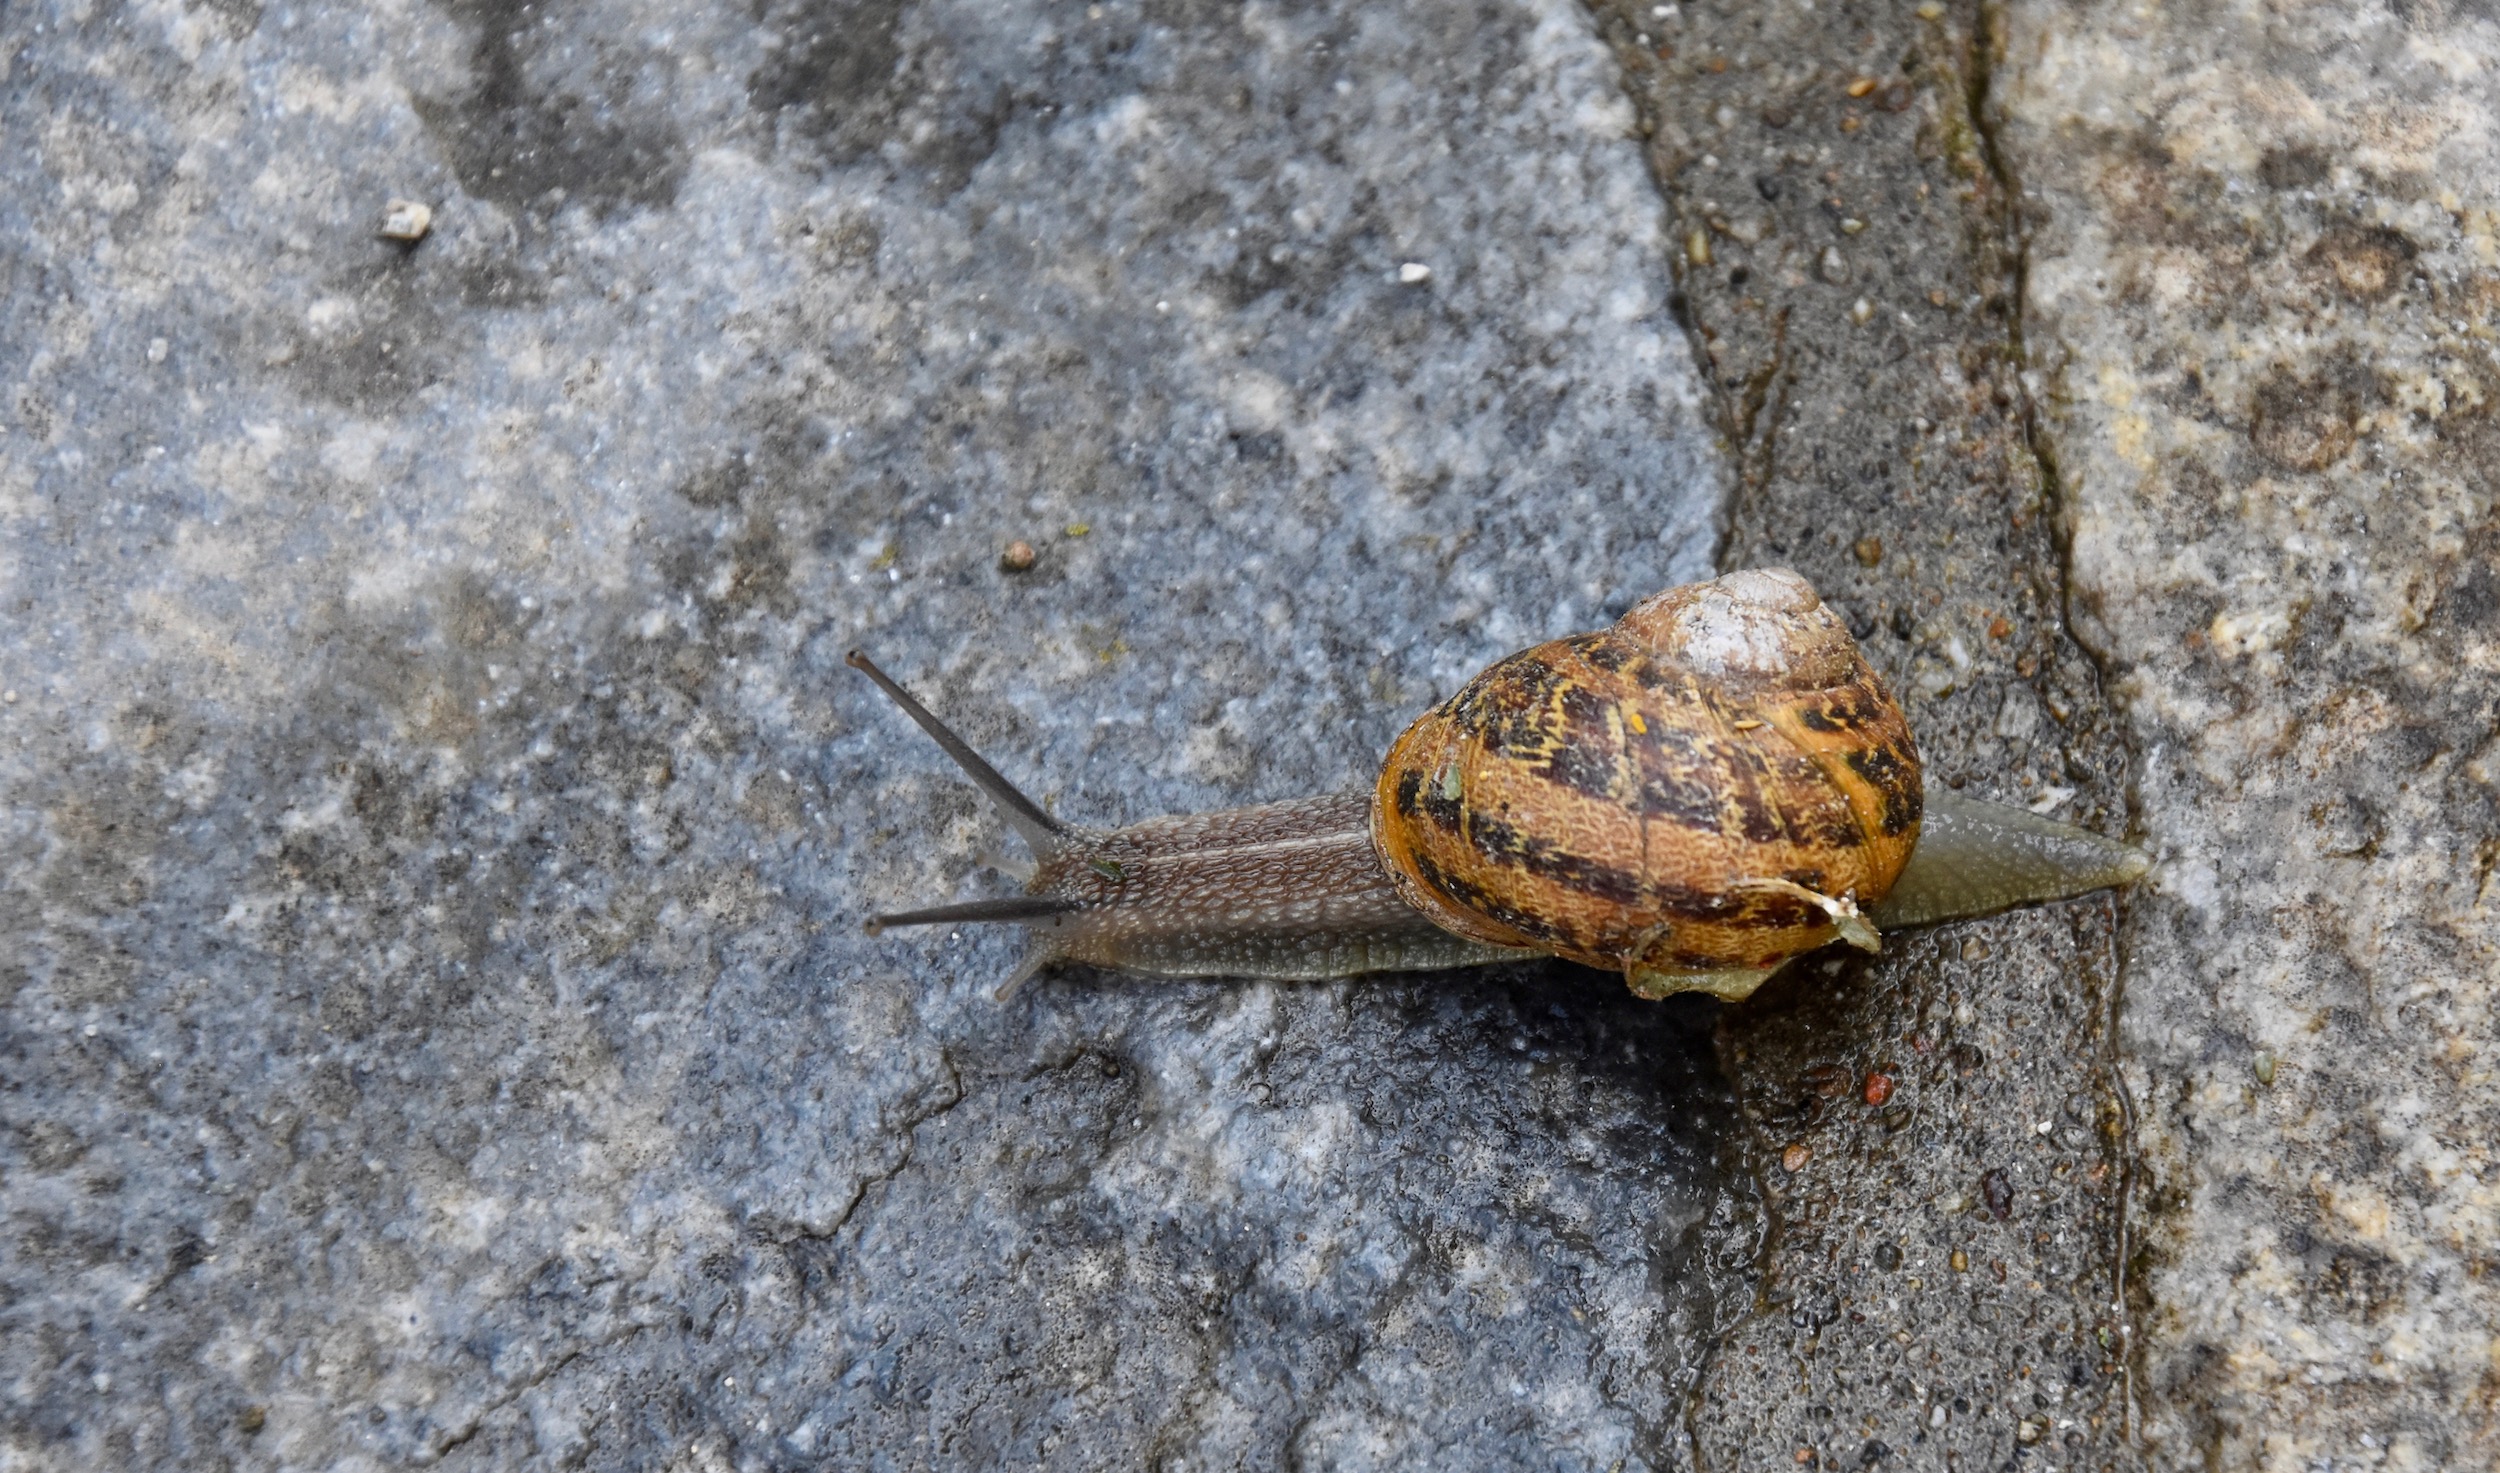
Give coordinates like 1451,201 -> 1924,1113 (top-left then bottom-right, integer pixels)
1370,568 -> 1922,981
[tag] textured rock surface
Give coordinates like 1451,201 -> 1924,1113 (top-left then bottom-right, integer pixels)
1591,2 -> 2143,1467
0,0 -> 1738,1467
2001,1 -> 2500,1465
17,0 -> 2493,1465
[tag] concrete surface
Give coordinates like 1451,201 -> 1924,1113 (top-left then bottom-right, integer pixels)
8,0 -> 2496,1467
2002,0 -> 2500,1465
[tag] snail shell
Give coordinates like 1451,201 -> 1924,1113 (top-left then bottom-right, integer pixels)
1373,568 -> 1920,995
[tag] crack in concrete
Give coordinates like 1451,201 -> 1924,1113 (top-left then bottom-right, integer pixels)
428,1319 -> 663,1462
755,1049 -> 967,1254
1964,1 -> 2150,1444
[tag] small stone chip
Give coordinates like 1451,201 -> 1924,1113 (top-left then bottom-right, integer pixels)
999,539 -> 1038,572
2253,1049 -> 2277,1086
1397,261 -> 1433,284
1950,1248 -> 1969,1272
1685,228 -> 1712,267
1818,245 -> 1849,284
378,199 -> 432,243
1863,1071 -> 1894,1106
1846,77 -> 1879,98
1849,297 -> 1875,325
1780,1142 -> 1811,1172
1852,535 -> 1883,566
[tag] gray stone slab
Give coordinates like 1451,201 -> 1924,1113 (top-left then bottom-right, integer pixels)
0,0 -> 1735,1467
2001,1 -> 2500,1464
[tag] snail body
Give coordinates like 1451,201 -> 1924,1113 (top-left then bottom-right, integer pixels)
854,569 -> 2146,1001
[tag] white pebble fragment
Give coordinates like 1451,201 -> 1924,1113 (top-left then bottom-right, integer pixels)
378,199 -> 432,243
1850,297 -> 1875,325
146,337 -> 169,364
1397,262 -> 1433,284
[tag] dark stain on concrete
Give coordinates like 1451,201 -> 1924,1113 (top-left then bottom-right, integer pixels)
1587,0 -> 2144,1463
416,0 -> 689,216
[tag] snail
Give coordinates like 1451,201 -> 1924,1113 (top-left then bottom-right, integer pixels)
851,568 -> 2147,1001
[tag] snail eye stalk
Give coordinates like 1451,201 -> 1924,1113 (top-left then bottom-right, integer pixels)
846,650 -> 1068,857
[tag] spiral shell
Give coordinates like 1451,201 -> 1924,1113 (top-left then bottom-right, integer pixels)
1370,568 -> 1921,991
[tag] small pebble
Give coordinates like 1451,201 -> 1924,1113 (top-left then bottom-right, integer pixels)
1950,1248 -> 1969,1272
377,198 -> 432,243
1849,297 -> 1874,325
999,539 -> 1038,572
2253,1049 -> 2277,1086
1852,535 -> 1882,567
1873,1241 -> 1902,1271
1818,245 -> 1849,284
1781,1143 -> 1811,1173
1846,77 -> 1879,98
1960,936 -> 1990,961
1397,262 -> 1432,284
1685,229 -> 1712,267
147,337 -> 169,364
1981,1168 -> 2014,1220
1064,522 -> 1090,538
1839,216 -> 1867,235
1862,1071 -> 1894,1106
2015,1419 -> 2044,1446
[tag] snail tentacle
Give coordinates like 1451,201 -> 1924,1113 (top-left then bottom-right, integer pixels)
846,650 -> 1068,856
